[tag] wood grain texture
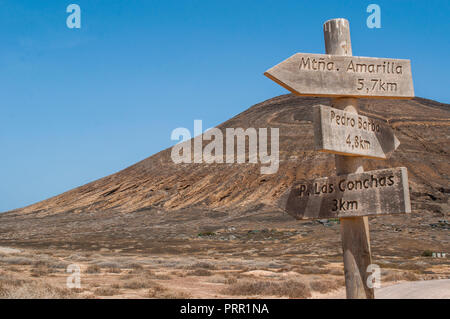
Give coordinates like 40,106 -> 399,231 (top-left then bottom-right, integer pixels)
264,53 -> 414,99
282,167 -> 411,219
324,18 -> 374,299
341,216 -> 374,298
313,104 -> 400,159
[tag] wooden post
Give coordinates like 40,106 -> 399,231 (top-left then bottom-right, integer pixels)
323,18 -> 375,299
266,16 -> 413,299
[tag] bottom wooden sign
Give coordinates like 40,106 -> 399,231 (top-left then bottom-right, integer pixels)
281,167 -> 411,219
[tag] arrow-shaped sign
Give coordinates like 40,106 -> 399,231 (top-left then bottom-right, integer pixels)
280,167 -> 411,219
264,53 -> 414,99
313,105 -> 400,159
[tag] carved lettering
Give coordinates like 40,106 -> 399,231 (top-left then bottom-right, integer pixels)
283,167 -> 411,219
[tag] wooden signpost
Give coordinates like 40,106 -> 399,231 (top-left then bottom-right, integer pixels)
265,18 -> 414,299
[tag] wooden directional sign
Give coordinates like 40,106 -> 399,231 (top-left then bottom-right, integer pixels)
264,53 -> 414,99
281,167 -> 411,219
264,18 -> 415,299
313,105 -> 400,159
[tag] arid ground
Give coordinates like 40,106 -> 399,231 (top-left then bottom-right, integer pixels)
0,207 -> 448,298
0,95 -> 448,298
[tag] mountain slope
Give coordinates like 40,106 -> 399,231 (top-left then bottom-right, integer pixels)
6,94 -> 450,218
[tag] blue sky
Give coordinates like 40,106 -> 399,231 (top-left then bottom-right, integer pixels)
1,0 -> 449,212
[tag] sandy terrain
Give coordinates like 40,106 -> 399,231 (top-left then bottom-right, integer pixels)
0,95 -> 448,299
375,279 -> 450,299
0,210 -> 448,299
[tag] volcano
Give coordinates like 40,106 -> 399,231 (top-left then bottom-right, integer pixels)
5,94 -> 449,218
0,94 -> 448,300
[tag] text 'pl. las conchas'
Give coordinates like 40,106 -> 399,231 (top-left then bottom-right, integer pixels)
281,167 -> 411,219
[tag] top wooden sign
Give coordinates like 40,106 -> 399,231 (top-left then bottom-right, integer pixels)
264,53 -> 414,99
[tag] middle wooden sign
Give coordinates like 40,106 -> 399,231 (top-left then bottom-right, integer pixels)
280,167 -> 411,220
313,104 -> 400,159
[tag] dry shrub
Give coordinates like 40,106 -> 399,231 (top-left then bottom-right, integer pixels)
71,288 -> 86,295
170,270 -> 186,277
402,272 -> 419,281
187,269 -> 212,276
377,261 -> 395,269
162,291 -> 192,299
143,269 -> 155,275
121,269 -> 153,280
0,273 -> 28,287
0,281 -> 76,299
223,279 -> 311,298
336,278 -> 345,286
32,260 -> 50,267
329,268 -> 344,276
49,261 -> 70,270
127,263 -> 144,270
32,258 -> 68,271
89,282 -> 100,288
106,267 -> 121,274
127,268 -> 144,275
121,279 -> 153,289
314,260 -> 329,267
153,274 -> 172,280
186,262 -> 216,270
383,270 -> 418,282
85,264 -> 101,274
396,262 -> 426,272
295,266 -> 330,275
147,284 -> 168,297
67,253 -> 84,261
379,260 -> 427,272
309,279 -> 341,294
0,256 -> 33,265
97,261 -> 122,269
147,285 -> 191,299
30,266 -> 53,277
120,274 -> 133,280
206,275 -> 228,284
421,250 -> 433,257
94,287 -> 119,296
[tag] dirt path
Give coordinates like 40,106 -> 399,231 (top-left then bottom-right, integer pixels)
375,279 -> 450,299
326,280 -> 450,299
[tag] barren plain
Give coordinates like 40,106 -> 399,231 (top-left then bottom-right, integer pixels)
0,94 -> 448,298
